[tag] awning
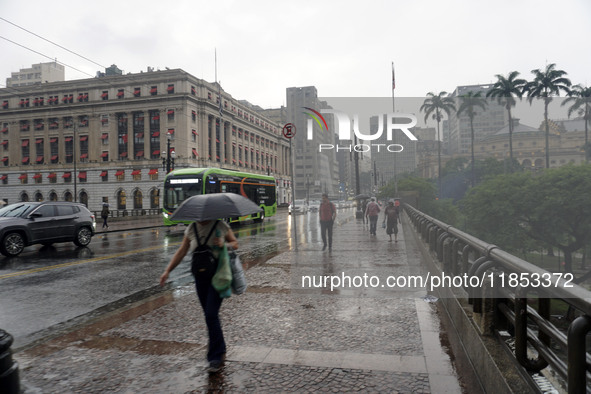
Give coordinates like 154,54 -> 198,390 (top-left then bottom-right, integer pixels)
22,157 -> 29,163
0,175 -> 7,180
50,155 -> 58,160
148,169 -> 158,175
33,173 -> 42,179
135,151 -> 144,157
1,157 -> 8,162
192,148 -> 198,156
101,133 -> 109,139
22,140 -> 29,147
150,88 -> 157,93
117,91 -> 124,97
115,170 -> 124,176
101,92 -> 108,98
80,136 -> 88,141
192,130 -> 198,135
167,129 -> 174,134
152,150 -> 160,156
62,173 -> 71,178
167,86 -> 174,91
50,138 -> 57,143
36,156 -> 44,162
119,152 -> 128,157
135,133 -> 143,138
131,170 -> 141,175
152,115 -> 160,120
100,152 -> 108,157
65,137 -> 73,142
47,173 -> 56,179
122,135 -> 128,143
167,110 -> 174,115
1,128 -> 7,133
99,171 -> 107,177
80,153 -> 88,159
18,174 -> 27,180
78,172 -> 86,179
0,141 -> 7,146
36,139 -> 43,143
151,131 -> 160,137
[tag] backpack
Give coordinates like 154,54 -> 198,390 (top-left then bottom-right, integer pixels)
366,202 -> 380,216
191,221 -> 219,278
101,206 -> 109,218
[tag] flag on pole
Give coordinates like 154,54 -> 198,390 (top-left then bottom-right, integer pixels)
392,62 -> 396,90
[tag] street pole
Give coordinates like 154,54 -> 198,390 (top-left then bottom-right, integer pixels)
289,137 -> 298,251
73,123 -> 77,202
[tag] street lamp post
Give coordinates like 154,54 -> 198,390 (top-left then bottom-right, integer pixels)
161,132 -> 175,173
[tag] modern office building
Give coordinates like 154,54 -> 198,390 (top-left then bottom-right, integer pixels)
0,67 -> 291,210
447,84 -> 507,155
6,62 -> 65,87
285,86 -> 339,199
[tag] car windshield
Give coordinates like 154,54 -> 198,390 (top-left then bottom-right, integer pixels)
0,203 -> 36,218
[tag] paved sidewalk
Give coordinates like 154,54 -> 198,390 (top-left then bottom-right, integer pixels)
16,214 -> 465,393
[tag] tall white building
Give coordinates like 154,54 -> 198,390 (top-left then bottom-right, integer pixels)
6,62 -> 65,87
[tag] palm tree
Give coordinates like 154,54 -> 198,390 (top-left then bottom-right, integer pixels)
457,91 -> 488,187
524,64 -> 571,168
562,84 -> 591,161
486,71 -> 527,171
420,92 -> 456,197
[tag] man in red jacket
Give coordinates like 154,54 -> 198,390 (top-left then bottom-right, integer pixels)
319,193 -> 336,251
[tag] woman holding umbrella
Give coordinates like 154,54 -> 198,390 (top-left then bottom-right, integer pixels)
159,218 -> 238,373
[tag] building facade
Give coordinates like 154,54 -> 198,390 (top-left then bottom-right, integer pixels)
286,86 -> 339,199
0,68 -> 291,211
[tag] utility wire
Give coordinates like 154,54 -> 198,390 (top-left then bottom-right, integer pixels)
0,17 -> 106,69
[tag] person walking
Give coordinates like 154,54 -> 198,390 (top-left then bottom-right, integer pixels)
159,219 -> 238,373
319,193 -> 336,251
101,203 -> 110,229
383,200 -> 400,242
365,197 -> 381,235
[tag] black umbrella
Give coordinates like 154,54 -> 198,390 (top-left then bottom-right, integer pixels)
354,194 -> 370,200
170,193 -> 262,222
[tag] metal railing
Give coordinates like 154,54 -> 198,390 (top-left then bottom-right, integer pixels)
405,203 -> 591,393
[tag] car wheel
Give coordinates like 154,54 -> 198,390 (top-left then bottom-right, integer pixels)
1,233 -> 25,257
73,227 -> 93,247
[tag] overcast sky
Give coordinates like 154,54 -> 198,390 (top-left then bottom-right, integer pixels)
1,0 -> 590,112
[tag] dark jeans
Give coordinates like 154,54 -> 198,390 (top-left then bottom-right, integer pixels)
368,216 -> 378,234
194,272 -> 226,362
102,216 -> 108,228
320,220 -> 334,248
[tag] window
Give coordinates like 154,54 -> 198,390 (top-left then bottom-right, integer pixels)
192,110 -> 196,122
101,151 -> 109,162
1,175 -> 7,185
35,138 -> 44,164
48,172 -> 57,183
115,170 -> 125,181
192,129 -> 197,142
65,136 -> 73,164
150,86 -> 157,96
101,114 -> 109,127
167,84 -> 174,94
19,174 -> 28,184
64,116 -> 73,129
117,89 -> 124,99
78,171 -> 87,183
131,169 -> 141,181
33,173 -> 42,184
148,168 -> 158,181
2,157 -> 8,166
20,120 -> 30,132
101,91 -> 109,100
191,86 -> 196,95
134,87 -> 141,97
78,92 -> 89,102
79,136 -> 89,162
100,170 -> 108,181
1,140 -> 8,151
49,118 -> 59,130
63,172 -> 72,183
167,109 -> 175,121
21,139 -> 30,165
2,100 -> 8,109
79,115 -> 89,128
50,138 -> 58,163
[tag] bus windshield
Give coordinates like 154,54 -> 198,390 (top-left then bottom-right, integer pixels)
163,176 -> 202,211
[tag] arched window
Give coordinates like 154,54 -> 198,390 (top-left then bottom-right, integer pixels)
64,191 -> 73,202
133,189 -> 143,209
117,189 -> 127,210
150,188 -> 159,209
34,192 -> 43,202
49,191 -> 58,201
20,192 -> 29,202
79,191 -> 88,207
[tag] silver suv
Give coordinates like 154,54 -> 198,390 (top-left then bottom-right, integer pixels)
0,202 -> 96,257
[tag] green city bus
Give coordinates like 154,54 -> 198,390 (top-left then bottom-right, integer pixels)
162,167 -> 277,226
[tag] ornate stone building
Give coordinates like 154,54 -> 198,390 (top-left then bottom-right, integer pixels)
0,68 -> 291,211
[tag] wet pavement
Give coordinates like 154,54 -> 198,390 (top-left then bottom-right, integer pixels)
15,213 -> 465,393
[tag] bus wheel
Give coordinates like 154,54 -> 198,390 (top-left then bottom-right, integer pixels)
255,212 -> 265,223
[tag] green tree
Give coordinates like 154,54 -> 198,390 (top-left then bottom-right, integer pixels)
486,71 -> 527,171
525,64 -> 572,168
457,91 -> 488,187
562,84 -> 591,160
462,164 -> 591,274
420,92 -> 456,197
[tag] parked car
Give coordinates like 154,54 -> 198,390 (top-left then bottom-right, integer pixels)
308,200 -> 320,212
0,201 -> 96,257
288,199 -> 309,215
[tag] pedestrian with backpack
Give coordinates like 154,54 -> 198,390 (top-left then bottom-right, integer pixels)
365,197 -> 381,236
101,203 -> 110,229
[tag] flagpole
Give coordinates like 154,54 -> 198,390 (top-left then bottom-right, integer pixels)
391,62 -> 398,197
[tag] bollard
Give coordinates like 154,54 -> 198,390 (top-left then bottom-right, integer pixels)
0,329 -> 20,394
